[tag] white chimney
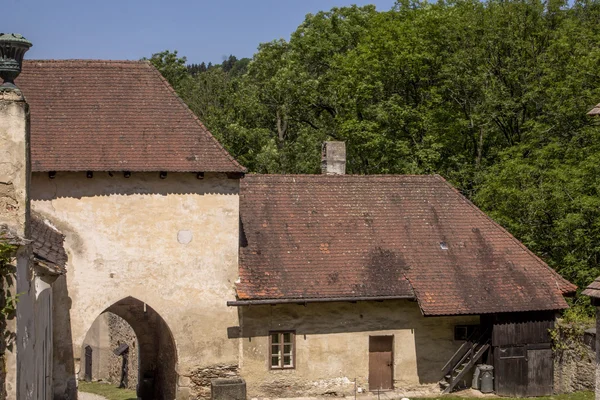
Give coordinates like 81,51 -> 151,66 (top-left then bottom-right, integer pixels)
321,141 -> 346,175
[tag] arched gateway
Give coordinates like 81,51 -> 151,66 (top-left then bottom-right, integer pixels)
83,297 -> 178,399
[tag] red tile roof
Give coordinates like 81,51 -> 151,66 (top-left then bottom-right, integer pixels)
238,174 -> 576,315
16,60 -> 244,173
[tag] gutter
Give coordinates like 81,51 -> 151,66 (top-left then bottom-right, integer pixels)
227,295 -> 415,307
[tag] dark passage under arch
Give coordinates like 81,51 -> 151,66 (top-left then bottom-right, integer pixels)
101,297 -> 178,399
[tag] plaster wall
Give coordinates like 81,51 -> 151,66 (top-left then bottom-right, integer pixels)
82,313 -> 111,382
239,300 -> 479,398
30,172 -> 241,399
0,90 -> 34,400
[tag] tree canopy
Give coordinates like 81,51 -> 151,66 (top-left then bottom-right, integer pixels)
149,0 -> 600,312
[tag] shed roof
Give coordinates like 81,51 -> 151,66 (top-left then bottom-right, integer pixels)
238,174 -> 576,316
16,60 -> 245,173
31,215 -> 67,274
583,277 -> 600,299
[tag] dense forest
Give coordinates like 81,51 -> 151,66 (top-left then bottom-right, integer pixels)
149,0 -> 600,313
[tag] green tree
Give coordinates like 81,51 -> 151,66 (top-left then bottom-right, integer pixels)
149,0 -> 600,312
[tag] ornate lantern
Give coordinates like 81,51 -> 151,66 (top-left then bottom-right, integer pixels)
0,33 -> 32,89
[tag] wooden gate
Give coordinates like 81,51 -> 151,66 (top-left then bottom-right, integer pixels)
527,348 -> 553,396
34,285 -> 53,399
495,345 -> 527,396
369,336 -> 393,391
492,314 -> 554,397
85,346 -> 93,382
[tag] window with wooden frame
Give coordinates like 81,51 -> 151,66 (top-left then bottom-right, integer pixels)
269,331 -> 295,369
454,325 -> 478,341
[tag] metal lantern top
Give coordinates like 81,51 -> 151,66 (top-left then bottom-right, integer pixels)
0,33 -> 32,90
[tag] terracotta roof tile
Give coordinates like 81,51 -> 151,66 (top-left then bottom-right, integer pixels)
16,60 -> 245,173
238,174 -> 576,315
31,215 -> 67,271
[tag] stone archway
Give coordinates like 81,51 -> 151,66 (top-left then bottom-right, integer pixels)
84,297 -> 178,399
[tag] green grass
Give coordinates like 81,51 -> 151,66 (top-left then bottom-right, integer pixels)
78,381 -> 591,400
421,392 -> 593,400
78,381 -> 137,400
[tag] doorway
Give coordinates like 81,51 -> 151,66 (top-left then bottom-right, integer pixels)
84,346 -> 92,382
369,335 -> 394,391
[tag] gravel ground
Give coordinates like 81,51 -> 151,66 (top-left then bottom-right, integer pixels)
78,392 -> 108,400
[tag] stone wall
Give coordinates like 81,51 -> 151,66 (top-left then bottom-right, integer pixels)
107,313 -> 138,391
188,364 -> 239,399
554,328 -> 596,393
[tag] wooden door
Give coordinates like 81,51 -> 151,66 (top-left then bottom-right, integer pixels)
369,336 -> 393,391
527,349 -> 553,396
494,345 -> 527,397
34,286 -> 52,399
85,346 -> 93,382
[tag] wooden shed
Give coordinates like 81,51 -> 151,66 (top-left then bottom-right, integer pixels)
442,312 -> 556,397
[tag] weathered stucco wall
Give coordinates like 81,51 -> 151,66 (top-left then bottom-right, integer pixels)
239,300 -> 479,397
82,313 -> 111,382
0,90 -> 35,400
31,172 -> 241,400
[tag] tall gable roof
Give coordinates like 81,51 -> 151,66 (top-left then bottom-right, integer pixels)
16,60 -> 244,173
238,174 -> 575,316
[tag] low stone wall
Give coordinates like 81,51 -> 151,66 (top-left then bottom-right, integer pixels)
188,364 -> 239,399
554,327 -> 595,393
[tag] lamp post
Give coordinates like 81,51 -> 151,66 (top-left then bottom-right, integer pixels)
586,102 -> 600,400
0,33 -> 32,90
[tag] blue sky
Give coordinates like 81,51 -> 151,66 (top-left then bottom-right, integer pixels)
4,0 -> 396,64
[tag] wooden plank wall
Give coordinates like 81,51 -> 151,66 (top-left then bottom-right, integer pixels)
492,314 -> 555,397
492,319 -> 554,346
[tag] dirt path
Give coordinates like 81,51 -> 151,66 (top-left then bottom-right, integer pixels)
78,392 -> 108,400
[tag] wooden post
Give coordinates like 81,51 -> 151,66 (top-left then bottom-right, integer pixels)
582,279 -> 600,400
596,307 -> 600,400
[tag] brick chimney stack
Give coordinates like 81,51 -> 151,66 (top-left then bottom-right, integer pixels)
321,141 -> 346,175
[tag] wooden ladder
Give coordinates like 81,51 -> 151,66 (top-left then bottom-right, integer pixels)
439,329 -> 490,394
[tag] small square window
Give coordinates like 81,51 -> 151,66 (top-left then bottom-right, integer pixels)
269,331 -> 295,369
454,325 -> 478,341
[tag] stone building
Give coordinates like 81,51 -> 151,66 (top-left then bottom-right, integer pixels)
5,57 -> 577,399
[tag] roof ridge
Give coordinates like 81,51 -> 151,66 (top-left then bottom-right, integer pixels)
144,61 -> 247,173
434,174 -> 577,294
25,59 -> 145,64
243,174 -> 440,179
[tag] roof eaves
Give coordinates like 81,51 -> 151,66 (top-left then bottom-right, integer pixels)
228,294 -> 416,306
